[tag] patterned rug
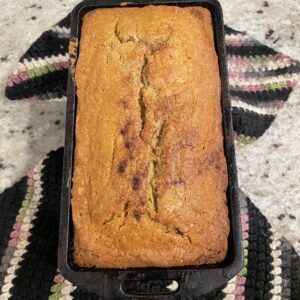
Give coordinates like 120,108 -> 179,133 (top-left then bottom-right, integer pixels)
0,149 -> 299,300
1,11 -> 300,300
5,15 -> 300,143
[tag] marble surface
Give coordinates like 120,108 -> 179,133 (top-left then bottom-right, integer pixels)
0,0 -> 299,253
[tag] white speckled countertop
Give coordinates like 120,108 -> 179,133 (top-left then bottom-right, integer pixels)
0,0 -> 299,253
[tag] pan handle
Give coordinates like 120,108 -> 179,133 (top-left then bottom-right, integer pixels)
60,265 -> 238,299
120,278 -> 180,298
99,271 -> 187,299
108,268 -> 233,299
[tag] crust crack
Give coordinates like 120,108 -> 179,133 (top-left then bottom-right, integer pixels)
119,201 -> 129,228
149,121 -> 165,212
146,212 -> 191,243
102,213 -> 115,225
114,22 -> 123,43
138,57 -> 148,131
114,22 -> 155,53
114,21 -> 191,244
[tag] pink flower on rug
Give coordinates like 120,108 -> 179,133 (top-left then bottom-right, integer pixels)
287,79 -> 298,88
54,62 -> 63,71
18,72 -> 29,81
61,61 -> 69,69
242,231 -> 249,239
27,170 -> 34,178
11,75 -> 22,85
8,238 -> 18,247
226,39 -> 242,47
242,222 -> 249,232
27,177 -> 34,186
10,230 -> 20,239
13,222 -> 22,230
237,276 -> 246,286
234,285 -> 245,296
54,274 -> 65,283
7,76 -> 15,87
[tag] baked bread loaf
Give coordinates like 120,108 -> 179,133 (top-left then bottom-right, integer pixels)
72,5 -> 229,268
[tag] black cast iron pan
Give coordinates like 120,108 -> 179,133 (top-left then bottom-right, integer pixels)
58,0 -> 243,298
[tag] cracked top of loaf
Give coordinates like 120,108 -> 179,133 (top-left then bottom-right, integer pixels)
72,5 -> 229,268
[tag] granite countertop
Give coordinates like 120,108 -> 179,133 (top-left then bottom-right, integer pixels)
0,0 -> 299,254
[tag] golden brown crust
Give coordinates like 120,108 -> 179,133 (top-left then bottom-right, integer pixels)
72,5 -> 229,268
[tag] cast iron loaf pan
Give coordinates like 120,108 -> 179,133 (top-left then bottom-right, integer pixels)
58,0 -> 243,298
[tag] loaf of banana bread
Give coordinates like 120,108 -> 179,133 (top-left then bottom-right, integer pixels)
72,5 -> 229,268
